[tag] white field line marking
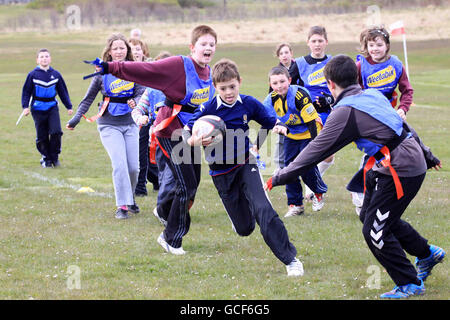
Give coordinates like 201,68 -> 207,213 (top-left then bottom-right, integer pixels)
23,170 -> 113,198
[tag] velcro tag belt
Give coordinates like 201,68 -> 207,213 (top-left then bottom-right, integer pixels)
83,97 -> 110,123
152,98 -> 196,133
363,146 -> 404,200
152,103 -> 182,133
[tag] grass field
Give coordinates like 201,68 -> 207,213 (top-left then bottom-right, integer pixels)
0,32 -> 448,301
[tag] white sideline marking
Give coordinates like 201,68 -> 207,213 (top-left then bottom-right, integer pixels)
23,170 -> 113,198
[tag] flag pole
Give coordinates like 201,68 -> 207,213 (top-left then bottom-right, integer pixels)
402,33 -> 410,80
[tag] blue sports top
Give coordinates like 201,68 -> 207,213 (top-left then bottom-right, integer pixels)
334,89 -> 404,157
295,55 -> 332,100
263,85 -> 319,140
186,94 -> 277,175
21,66 -> 72,111
177,55 -> 215,125
103,74 -> 135,116
357,54 -> 403,101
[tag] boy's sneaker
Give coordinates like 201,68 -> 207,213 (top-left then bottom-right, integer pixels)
115,208 -> 129,220
380,280 -> 425,299
52,160 -> 61,167
40,158 -> 53,168
304,193 -> 314,202
157,232 -> 185,255
153,207 -> 167,227
284,205 -> 305,217
312,193 -> 324,211
415,245 -> 446,281
286,257 -> 304,277
128,203 -> 140,214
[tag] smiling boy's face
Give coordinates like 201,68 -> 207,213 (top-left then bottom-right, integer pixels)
190,34 -> 216,67
215,78 -> 241,105
36,51 -> 51,69
269,74 -> 290,97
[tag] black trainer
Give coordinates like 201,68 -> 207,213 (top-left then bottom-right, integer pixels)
115,208 -> 129,219
40,158 -> 53,168
129,204 -> 140,214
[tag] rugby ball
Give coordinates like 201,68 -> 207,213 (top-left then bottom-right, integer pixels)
192,115 -> 226,145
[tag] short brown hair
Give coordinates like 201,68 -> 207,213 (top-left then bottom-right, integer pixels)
37,48 -> 50,57
359,26 -> 390,57
191,25 -> 217,45
212,58 -> 240,85
102,33 -> 134,62
308,26 -> 328,41
268,66 -> 290,80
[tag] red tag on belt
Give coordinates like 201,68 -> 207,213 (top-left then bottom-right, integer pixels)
363,146 -> 404,200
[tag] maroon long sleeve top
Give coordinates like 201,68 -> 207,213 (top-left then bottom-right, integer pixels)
108,56 -> 211,137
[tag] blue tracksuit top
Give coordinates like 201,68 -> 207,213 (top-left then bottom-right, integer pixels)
21,66 -> 72,111
186,94 -> 277,175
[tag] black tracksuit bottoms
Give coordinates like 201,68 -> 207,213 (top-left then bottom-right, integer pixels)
31,106 -> 62,163
157,136 -> 201,249
212,163 -> 297,265
360,170 -> 430,286
135,125 -> 159,194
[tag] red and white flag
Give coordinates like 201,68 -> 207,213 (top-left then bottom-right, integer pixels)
389,20 -> 405,36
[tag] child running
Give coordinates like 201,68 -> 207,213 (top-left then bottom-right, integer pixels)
296,26 -> 335,203
263,66 -> 327,216
269,43 -> 301,172
21,48 -> 73,168
66,34 -> 145,220
184,58 -> 304,276
87,25 -> 217,254
357,26 -> 413,120
350,26 -> 415,212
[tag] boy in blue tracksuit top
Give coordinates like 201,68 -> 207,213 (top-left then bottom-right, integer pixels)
21,48 -> 73,168
183,58 -> 304,277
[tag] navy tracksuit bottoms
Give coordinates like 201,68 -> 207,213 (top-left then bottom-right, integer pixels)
212,163 -> 297,265
284,137 -> 327,206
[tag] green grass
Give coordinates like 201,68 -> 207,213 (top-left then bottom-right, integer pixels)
0,32 -> 448,300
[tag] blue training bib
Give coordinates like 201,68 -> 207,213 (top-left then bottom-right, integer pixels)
177,56 -> 215,125
103,74 -> 135,116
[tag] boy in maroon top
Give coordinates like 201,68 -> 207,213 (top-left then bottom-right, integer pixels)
89,25 -> 217,255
